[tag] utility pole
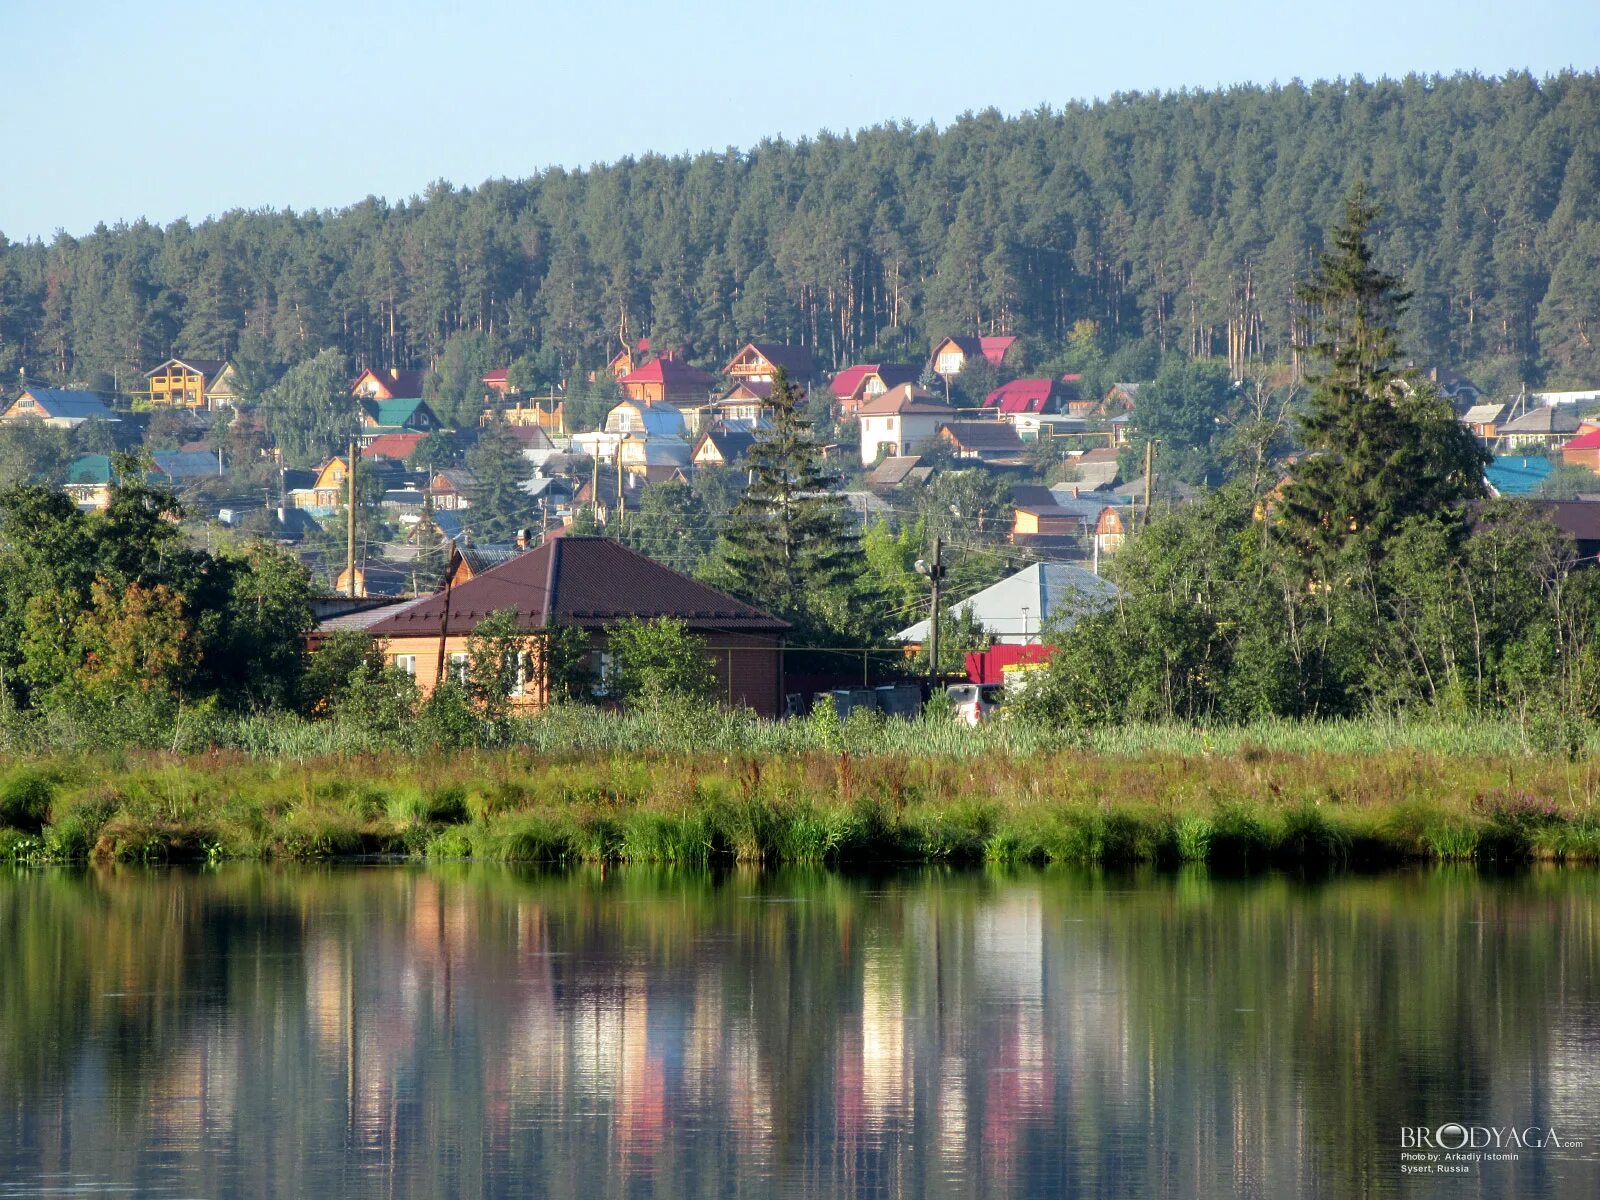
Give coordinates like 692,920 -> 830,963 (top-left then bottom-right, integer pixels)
916,536 -> 946,696
345,438 -> 358,597
1142,439 -> 1156,532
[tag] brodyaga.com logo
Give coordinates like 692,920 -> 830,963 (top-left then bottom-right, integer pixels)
1401,1124 -> 1579,1151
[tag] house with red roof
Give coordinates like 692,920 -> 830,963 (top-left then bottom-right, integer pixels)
618,355 -> 718,407
352,367 -> 427,401
930,336 -> 1018,378
481,368 -> 512,398
1561,427 -> 1600,473
857,384 -> 955,466
830,364 -> 919,416
361,432 -> 428,462
984,378 -> 1067,417
605,337 -> 651,379
355,537 -> 789,714
724,343 -> 817,384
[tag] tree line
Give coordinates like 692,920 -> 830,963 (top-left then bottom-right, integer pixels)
3,71 -> 1600,403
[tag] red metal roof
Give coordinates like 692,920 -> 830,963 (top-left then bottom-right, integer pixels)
983,378 -> 1058,414
1563,429 -> 1600,450
481,368 -> 509,385
830,363 -> 918,400
363,537 -> 788,637
978,336 -> 1017,365
620,358 -> 717,386
362,432 -> 427,461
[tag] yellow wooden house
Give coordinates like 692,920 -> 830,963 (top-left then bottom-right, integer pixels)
144,357 -> 240,409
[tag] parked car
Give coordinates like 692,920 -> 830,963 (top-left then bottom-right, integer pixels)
945,682 -> 1002,725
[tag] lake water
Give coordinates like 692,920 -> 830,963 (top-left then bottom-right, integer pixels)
1,864 -> 1598,1199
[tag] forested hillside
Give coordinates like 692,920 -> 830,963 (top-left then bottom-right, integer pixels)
3,70 -> 1599,395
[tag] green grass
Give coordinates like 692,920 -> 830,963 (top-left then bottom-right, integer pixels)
3,736 -> 1600,868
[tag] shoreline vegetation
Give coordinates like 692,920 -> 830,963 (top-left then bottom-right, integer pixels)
4,710 -> 1600,868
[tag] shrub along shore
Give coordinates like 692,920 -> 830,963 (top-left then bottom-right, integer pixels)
3,713 -> 1600,868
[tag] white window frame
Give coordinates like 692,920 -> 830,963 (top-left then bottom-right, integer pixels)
393,654 -> 417,677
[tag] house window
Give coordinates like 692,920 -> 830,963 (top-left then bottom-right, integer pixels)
592,651 -> 613,697
448,653 -> 470,684
510,651 -> 530,698
393,654 -> 417,676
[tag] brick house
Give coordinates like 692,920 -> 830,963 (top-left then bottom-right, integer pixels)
359,537 -> 789,714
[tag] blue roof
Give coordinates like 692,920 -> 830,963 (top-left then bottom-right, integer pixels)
11,387 -> 115,422
1485,456 -> 1554,497
151,451 -> 222,479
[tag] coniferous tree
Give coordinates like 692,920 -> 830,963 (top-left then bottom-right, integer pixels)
1276,185 -> 1486,566
720,370 -> 856,634
465,424 -> 531,541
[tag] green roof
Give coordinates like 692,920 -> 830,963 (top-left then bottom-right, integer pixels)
361,397 -> 436,428
66,454 -> 113,485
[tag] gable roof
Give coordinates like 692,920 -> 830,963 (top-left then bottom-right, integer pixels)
933,335 -> 1017,367
352,368 -> 427,399
857,384 -> 953,417
145,356 -> 228,383
719,380 -> 776,402
830,363 -> 918,400
7,387 -> 116,422
896,562 -> 1118,643
364,537 -> 788,637
726,342 -> 816,378
940,421 -> 1025,453
620,357 -> 718,387
151,450 -> 223,479
866,456 -> 925,487
360,396 -> 438,429
1500,406 -> 1581,435
66,454 -> 114,485
481,368 -> 510,386
362,432 -> 428,461
693,428 -> 758,462
984,378 -> 1058,414
1461,403 -> 1508,426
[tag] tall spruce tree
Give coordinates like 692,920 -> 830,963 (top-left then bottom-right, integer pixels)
1276,185 -> 1486,564
465,423 -> 532,541
721,370 -> 856,633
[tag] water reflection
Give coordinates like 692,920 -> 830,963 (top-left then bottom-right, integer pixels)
1,864 -> 1598,1198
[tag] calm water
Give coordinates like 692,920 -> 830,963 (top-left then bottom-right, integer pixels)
1,864 -> 1598,1199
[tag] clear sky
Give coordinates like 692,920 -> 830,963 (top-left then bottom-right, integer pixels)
4,0 -> 1597,243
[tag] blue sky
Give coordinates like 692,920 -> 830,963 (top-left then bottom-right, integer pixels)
4,0 -> 1597,242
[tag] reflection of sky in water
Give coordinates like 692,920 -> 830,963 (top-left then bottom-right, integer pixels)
0,865 -> 1598,1198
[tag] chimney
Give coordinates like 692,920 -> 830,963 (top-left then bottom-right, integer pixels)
1072,486 -> 1080,498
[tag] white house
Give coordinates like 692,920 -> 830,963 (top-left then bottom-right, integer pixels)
895,562 -> 1119,646
857,384 -> 955,467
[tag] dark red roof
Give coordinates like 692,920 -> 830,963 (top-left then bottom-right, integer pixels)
481,368 -> 509,385
364,537 -> 788,636
620,358 -> 717,386
936,336 -> 1017,367
354,368 -> 427,398
984,378 -> 1058,414
728,343 -> 816,378
830,363 -> 918,400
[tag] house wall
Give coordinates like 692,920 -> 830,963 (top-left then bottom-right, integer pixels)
147,366 -> 207,408
1562,447 -> 1600,473
374,628 -> 785,716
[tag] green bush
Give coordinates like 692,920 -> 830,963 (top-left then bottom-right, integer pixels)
0,768 -> 54,833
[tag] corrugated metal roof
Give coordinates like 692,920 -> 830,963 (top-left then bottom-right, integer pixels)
364,536 -> 787,637
896,562 -> 1118,644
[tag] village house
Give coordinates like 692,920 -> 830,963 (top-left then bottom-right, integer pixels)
604,398 -> 688,439
830,364 -> 918,417
692,428 -> 757,469
362,432 -> 428,462
983,378 -> 1066,418
938,421 -> 1026,464
498,397 -> 566,436
617,356 -> 718,408
1059,447 -> 1122,491
356,537 -> 789,715
604,337 -> 652,380
351,368 -> 427,401
857,384 -> 955,466
694,382 -> 774,433
427,467 -> 479,511
144,357 -> 242,410
1460,402 -> 1509,441
619,435 -> 692,484
1,387 -> 117,429
481,368 -> 513,399
64,451 -> 224,510
723,342 -> 816,384
930,335 -> 1018,378
865,455 -> 936,492
358,397 -> 443,443
1496,406 -> 1580,450
1561,428 -> 1600,473
287,455 -> 406,514
895,562 -> 1118,646
1102,382 -> 1141,413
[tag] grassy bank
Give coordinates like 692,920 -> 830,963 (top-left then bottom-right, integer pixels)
4,736 -> 1600,868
